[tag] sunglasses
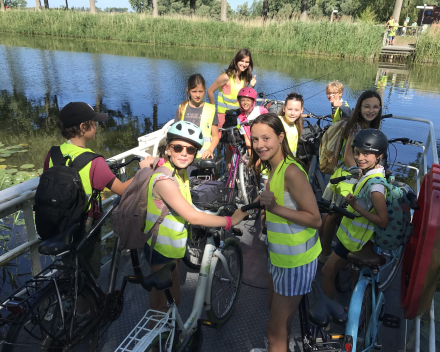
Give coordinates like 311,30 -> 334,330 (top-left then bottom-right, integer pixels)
170,144 -> 197,155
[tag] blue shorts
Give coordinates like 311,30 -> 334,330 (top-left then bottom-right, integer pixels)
334,241 -> 350,260
144,243 -> 174,265
268,255 -> 318,296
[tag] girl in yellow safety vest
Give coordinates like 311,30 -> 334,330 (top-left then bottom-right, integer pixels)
175,74 -> 219,160
321,129 -> 389,300
278,92 -> 305,157
319,91 -> 383,263
144,121 -> 248,315
248,113 -> 322,352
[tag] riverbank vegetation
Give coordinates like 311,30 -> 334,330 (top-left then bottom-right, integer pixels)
414,27 -> 440,64
0,10 -> 384,59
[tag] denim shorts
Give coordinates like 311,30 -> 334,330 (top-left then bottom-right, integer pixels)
144,243 -> 174,265
334,241 -> 350,260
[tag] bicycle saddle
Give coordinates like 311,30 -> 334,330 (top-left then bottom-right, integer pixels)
38,223 -> 79,256
347,241 -> 386,269
192,159 -> 216,169
142,261 -> 176,292
308,281 -> 347,327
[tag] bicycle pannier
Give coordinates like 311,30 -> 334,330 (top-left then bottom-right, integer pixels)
319,118 -> 349,174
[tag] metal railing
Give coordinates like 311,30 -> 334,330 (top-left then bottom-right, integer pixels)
0,116 -> 437,351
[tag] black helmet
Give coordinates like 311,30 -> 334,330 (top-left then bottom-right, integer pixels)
352,129 -> 388,155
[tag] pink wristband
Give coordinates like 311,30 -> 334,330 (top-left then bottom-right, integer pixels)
158,158 -> 166,166
224,216 -> 232,231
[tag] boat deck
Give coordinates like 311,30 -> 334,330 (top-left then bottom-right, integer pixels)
95,219 -> 408,352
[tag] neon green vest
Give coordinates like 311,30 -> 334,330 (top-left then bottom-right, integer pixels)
336,172 -> 385,252
145,162 -> 192,259
180,102 -> 216,158
217,76 -> 244,114
49,142 -> 95,210
280,116 -> 298,157
332,101 -> 350,124
266,157 -> 321,268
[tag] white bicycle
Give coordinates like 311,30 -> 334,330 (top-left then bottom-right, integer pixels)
114,205 -> 243,352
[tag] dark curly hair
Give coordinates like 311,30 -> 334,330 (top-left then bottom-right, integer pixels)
56,119 -> 96,139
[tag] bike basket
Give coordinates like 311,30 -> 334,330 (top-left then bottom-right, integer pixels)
191,182 -> 236,210
297,125 -> 321,163
114,309 -> 169,352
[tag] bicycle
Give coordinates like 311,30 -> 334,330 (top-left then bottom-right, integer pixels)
242,199 -> 352,351
0,156 -> 148,352
114,204 -> 243,352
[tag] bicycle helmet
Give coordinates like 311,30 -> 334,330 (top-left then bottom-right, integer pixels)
237,87 -> 257,112
352,129 -> 388,155
167,121 -> 204,150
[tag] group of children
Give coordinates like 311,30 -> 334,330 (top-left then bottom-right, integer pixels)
46,48 -> 391,352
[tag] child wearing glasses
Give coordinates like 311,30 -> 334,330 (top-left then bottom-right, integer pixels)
144,121 -> 248,315
326,81 -> 352,123
319,91 -> 383,263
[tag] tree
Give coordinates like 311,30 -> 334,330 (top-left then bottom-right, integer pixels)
43,0 -> 48,9
35,0 -> 41,10
90,0 -> 96,13
4,0 -> 27,8
392,0 -> 403,23
221,0 -> 226,20
300,0 -> 308,21
65,0 -> 68,9
129,0 -> 147,13
0,0 -> 4,11
262,0 -> 268,20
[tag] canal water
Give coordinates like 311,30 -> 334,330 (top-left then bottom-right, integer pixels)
0,33 -> 440,300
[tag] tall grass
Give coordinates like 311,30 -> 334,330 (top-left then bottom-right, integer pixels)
414,27 -> 440,64
0,10 -> 384,59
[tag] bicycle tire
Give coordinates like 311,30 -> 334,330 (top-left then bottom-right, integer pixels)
378,247 -> 404,292
355,284 -> 372,352
206,238 -> 243,326
2,282 -> 99,352
177,327 -> 203,352
237,163 -> 259,219
182,226 -> 207,271
335,265 -> 351,293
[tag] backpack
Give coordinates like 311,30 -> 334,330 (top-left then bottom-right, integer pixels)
319,117 -> 349,174
112,158 -> 177,262
34,146 -> 102,241
220,109 -> 244,144
359,177 -> 414,250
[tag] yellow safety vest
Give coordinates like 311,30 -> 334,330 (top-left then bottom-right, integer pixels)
332,101 -> 350,124
329,167 -> 357,197
180,102 -> 216,158
145,162 -> 192,259
336,172 -> 385,252
217,76 -> 244,114
49,142 -> 95,211
280,116 -> 298,157
266,157 -> 321,268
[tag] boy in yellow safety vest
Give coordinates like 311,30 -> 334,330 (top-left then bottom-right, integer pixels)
326,81 -> 351,124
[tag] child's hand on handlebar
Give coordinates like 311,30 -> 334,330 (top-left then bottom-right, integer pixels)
345,193 -> 358,210
260,190 -> 277,212
231,208 -> 249,225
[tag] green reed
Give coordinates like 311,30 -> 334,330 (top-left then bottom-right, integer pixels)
414,27 -> 440,64
0,10 -> 384,59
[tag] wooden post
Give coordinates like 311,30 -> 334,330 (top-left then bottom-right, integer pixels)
35,0 -> 41,10
152,0 -> 158,17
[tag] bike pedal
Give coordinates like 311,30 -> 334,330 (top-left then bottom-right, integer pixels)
232,227 -> 243,236
382,313 -> 400,329
197,319 -> 218,329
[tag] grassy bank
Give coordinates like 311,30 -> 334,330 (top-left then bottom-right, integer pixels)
414,27 -> 440,64
0,10 -> 384,59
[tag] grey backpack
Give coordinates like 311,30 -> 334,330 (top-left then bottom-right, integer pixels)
112,158 -> 176,262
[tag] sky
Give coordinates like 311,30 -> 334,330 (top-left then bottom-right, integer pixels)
29,0 -> 247,11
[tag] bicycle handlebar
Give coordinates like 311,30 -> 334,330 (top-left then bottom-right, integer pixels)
388,137 -> 424,148
241,201 -> 263,212
381,114 -> 393,119
108,156 -> 143,171
406,191 -> 420,210
317,200 -> 356,219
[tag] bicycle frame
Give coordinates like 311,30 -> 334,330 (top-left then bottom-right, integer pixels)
116,236 -> 235,352
225,142 -> 252,206
345,267 -> 385,352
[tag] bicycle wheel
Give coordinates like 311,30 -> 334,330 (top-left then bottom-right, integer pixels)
335,264 -> 351,293
355,284 -> 372,352
378,247 -> 404,292
2,282 -> 99,352
206,237 -> 243,326
237,163 -> 259,218
182,226 -> 207,271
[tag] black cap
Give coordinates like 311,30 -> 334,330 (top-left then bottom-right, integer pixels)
59,102 -> 108,128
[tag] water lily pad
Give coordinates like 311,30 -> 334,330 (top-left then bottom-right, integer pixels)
20,164 -> 35,169
18,144 -> 28,147
0,153 -> 11,157
38,168 -> 43,174
0,165 -> 6,170
16,150 -> 28,153
0,158 -> 5,162
5,146 -> 23,150
5,169 -> 18,174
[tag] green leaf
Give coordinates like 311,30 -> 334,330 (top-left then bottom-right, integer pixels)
0,158 -> 5,162
16,150 -> 28,153
20,164 -> 35,169
0,153 -> 11,157
5,146 -> 23,150
5,169 -> 18,174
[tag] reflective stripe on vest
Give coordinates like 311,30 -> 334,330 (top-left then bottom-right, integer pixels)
280,117 -> 298,157
266,157 -> 321,268
180,102 -> 216,158
332,101 -> 350,124
336,172 -> 385,252
145,162 -> 192,259
49,142 -> 95,211
217,76 -> 244,114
